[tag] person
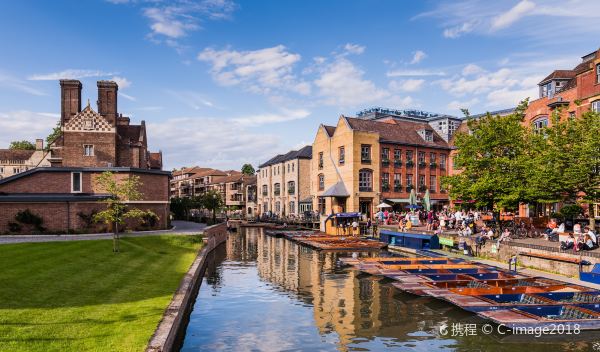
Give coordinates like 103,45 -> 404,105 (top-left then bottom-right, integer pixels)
560,233 -> 575,251
545,218 -> 558,236
440,216 -> 446,231
366,218 -> 372,234
399,218 -> 406,231
406,218 -> 412,230
574,223 -> 582,235
352,220 -> 359,236
585,226 -> 597,246
426,210 -> 434,231
577,234 -> 595,251
497,228 -> 511,247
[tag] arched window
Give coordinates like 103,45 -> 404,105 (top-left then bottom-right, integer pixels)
532,116 -> 548,133
287,181 -> 295,194
318,174 -> 324,190
359,169 -> 373,192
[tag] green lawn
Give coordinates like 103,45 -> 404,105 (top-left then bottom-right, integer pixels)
0,235 -> 203,352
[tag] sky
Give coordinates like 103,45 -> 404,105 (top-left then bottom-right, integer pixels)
0,0 -> 599,171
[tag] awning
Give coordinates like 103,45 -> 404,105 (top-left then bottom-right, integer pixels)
386,198 -> 421,204
321,181 -> 350,197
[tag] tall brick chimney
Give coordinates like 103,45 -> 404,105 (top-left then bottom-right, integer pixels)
60,79 -> 82,126
97,80 -> 118,126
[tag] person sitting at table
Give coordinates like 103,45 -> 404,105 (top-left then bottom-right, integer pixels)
560,233 -> 575,250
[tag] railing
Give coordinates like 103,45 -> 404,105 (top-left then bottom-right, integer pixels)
406,160 -> 414,167
393,184 -> 402,192
418,161 -> 426,167
361,158 -> 371,164
274,190 -> 280,196
430,162 -> 437,169
262,191 -> 268,196
506,241 -> 600,259
359,186 -> 372,192
393,159 -> 402,167
381,184 -> 390,192
381,159 -> 390,167
288,188 -> 295,195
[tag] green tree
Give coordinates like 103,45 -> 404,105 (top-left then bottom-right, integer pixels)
93,171 -> 152,252
9,140 -> 35,150
200,189 -> 224,224
241,163 -> 255,175
442,100 -> 531,211
45,122 -> 61,150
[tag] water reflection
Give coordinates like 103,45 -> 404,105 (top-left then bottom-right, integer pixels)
181,227 -> 599,352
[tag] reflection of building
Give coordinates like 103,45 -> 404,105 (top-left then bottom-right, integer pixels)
257,146 -> 312,217
311,115 -> 453,228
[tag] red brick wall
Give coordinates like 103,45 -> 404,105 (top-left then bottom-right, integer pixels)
524,88 -> 578,126
62,131 -> 117,167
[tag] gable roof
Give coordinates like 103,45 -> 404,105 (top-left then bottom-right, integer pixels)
539,70 -> 576,84
258,145 -> 312,168
323,125 -> 336,136
344,117 -> 451,149
64,104 -> 115,132
0,149 -> 35,161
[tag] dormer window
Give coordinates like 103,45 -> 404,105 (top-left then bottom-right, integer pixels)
418,129 -> 433,142
541,82 -> 552,98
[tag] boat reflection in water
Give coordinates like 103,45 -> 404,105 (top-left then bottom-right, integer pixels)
181,227 -> 599,351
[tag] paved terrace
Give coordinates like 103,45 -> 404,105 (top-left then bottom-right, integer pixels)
0,220 -> 206,244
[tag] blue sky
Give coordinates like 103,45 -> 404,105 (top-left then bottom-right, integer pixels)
0,0 -> 598,170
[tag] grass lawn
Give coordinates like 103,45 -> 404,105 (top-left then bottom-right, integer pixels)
0,235 -> 203,352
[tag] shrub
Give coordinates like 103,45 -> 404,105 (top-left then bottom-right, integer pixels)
8,222 -> 21,233
77,210 -> 98,229
141,210 -> 159,229
15,209 -> 45,232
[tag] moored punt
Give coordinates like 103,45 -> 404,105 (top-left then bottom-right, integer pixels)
479,305 -> 600,330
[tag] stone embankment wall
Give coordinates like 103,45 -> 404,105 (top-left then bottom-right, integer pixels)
146,223 -> 228,352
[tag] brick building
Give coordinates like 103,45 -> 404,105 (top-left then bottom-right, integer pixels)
0,80 -> 169,234
0,139 -> 50,179
311,113 -> 453,227
257,146 -> 313,218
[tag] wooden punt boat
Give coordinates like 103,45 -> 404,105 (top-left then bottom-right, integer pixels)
479,305 -> 600,330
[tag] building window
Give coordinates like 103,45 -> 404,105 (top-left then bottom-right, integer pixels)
418,151 -> 426,166
318,152 -> 324,169
406,150 -> 413,164
381,172 -> 390,192
532,116 -> 549,133
358,169 -> 373,192
287,163 -> 290,173
274,183 -> 281,196
318,197 -> 326,215
419,175 -> 426,191
289,201 -> 295,214
424,131 -> 433,142
288,181 -> 295,194
292,163 -> 295,172
339,146 -> 345,165
597,64 -> 600,83
83,144 -> 94,156
361,144 -> 371,163
592,100 -> 600,113
440,154 -> 447,169
71,172 -> 82,193
275,201 -> 281,213
381,147 -> 389,161
393,149 -> 401,161
541,82 -> 552,98
406,174 -> 413,188
394,173 -> 401,191
569,111 -> 576,119
430,175 -> 437,192
318,174 -> 324,191
262,185 -> 268,196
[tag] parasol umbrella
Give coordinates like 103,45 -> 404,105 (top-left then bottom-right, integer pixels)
376,202 -> 392,208
405,204 -> 422,209
409,189 -> 417,206
424,189 -> 431,212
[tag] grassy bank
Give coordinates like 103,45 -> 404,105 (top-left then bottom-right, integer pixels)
0,235 -> 203,352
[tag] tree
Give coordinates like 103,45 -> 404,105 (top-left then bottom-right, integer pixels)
45,122 -> 61,150
9,140 -> 35,150
93,171 -> 153,252
442,100 -> 531,211
200,189 -> 224,224
241,163 -> 255,175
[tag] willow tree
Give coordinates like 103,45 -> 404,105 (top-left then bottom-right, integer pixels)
443,100 -> 531,211
94,171 -> 149,252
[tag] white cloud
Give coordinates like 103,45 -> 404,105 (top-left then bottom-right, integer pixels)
147,116 -> 281,170
231,108 -> 310,126
447,98 -> 480,111
143,7 -> 199,39
314,57 -> 389,107
410,50 -> 427,64
111,76 -> 131,89
443,21 -> 476,38
198,45 -> 309,95
119,92 -> 136,101
389,79 -> 425,92
0,111 -> 58,147
436,68 -> 518,96
485,87 -> 537,108
28,69 -> 116,81
0,71 -> 46,96
491,0 -> 535,31
386,69 -> 446,77
461,64 -> 484,76
166,90 -> 216,110
343,43 -> 365,55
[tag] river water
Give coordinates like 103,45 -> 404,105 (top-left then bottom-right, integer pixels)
180,227 -> 599,351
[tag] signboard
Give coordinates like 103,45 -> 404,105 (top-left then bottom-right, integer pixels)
439,237 -> 454,246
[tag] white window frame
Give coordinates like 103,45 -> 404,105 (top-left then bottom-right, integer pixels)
71,172 -> 82,193
83,144 -> 94,156
597,64 -> 600,84
592,100 -> 600,113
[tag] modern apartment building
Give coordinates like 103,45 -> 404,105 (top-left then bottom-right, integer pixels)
257,146 -> 312,217
311,114 -> 453,225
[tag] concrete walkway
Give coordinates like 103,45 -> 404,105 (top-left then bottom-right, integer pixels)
0,220 -> 207,245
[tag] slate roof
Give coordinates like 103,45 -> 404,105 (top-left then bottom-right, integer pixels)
323,125 -> 336,136
540,70 -> 576,84
344,117 -> 451,149
258,145 -> 312,168
321,181 -> 350,197
0,149 -> 35,161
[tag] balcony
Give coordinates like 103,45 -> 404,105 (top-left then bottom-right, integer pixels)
393,159 -> 402,168
359,186 -> 372,192
430,162 -> 437,169
274,190 -> 281,196
262,191 -> 268,196
393,183 -> 402,192
361,158 -> 371,164
288,188 -> 295,195
381,183 -> 390,192
406,160 -> 414,167
381,159 -> 390,167
418,161 -> 426,168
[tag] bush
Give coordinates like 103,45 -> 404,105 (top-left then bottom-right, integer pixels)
15,209 -> 45,232
77,210 -> 98,229
141,210 -> 160,229
8,222 -> 21,233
